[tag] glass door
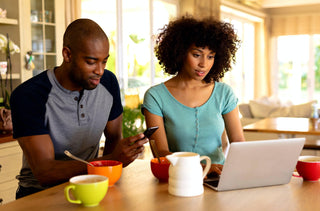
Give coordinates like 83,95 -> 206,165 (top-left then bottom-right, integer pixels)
30,0 -> 56,76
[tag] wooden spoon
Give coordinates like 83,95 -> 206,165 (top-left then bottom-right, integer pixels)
64,150 -> 94,167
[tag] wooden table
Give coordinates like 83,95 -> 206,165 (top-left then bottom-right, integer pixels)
243,117 -> 320,149
2,159 -> 320,211
243,117 -> 320,136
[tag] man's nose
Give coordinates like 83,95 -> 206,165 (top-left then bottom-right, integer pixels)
95,63 -> 105,76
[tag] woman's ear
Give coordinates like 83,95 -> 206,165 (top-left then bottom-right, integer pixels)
62,46 -> 72,63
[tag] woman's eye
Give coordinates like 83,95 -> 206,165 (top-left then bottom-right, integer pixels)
193,54 -> 200,58
208,55 -> 215,60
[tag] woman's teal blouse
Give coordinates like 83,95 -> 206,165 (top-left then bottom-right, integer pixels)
142,82 -> 238,164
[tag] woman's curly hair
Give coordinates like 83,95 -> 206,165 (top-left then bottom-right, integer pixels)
155,16 -> 241,83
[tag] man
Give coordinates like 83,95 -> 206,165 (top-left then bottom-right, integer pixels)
10,18 -> 148,199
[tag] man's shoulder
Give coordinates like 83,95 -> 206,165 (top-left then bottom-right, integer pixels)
100,70 -> 119,93
11,71 -> 52,100
101,70 -> 117,81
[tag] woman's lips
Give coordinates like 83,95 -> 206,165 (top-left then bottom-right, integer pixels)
195,70 -> 206,77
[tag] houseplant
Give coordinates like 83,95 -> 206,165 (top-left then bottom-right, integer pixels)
122,104 -> 145,138
0,33 -> 20,109
0,33 -> 19,133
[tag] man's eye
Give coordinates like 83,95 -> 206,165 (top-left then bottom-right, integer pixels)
86,60 -> 95,65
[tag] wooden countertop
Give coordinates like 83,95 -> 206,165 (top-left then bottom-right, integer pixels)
2,159 -> 320,211
0,133 -> 15,144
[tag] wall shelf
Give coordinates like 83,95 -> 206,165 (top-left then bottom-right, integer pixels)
0,18 -> 18,25
0,73 -> 20,79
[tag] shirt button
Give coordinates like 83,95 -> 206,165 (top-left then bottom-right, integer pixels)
80,104 -> 83,108
74,97 -> 78,101
81,113 -> 85,118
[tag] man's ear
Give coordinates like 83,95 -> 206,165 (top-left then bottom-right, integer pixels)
62,46 -> 72,63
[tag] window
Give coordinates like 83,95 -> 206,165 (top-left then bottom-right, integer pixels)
272,35 -> 320,104
220,6 -> 261,103
81,0 -> 178,107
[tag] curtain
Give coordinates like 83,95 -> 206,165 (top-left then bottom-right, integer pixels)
65,0 -> 82,26
271,14 -> 320,36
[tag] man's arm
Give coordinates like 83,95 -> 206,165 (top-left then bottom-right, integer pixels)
17,134 -> 87,187
102,114 -> 148,167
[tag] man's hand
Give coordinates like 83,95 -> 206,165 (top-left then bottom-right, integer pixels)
110,133 -> 148,167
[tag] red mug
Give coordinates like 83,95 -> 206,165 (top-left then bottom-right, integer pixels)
150,157 -> 170,182
295,156 -> 320,181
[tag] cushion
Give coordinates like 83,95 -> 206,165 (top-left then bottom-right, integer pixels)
249,100 -> 289,118
288,100 -> 317,117
248,100 -> 317,118
239,104 -> 253,118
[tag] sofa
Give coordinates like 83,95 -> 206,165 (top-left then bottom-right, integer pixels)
239,97 -> 318,146
239,98 -> 317,127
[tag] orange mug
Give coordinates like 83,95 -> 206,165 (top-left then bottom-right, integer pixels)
87,160 -> 123,186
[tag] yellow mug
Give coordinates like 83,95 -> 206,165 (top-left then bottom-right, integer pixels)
64,174 -> 108,207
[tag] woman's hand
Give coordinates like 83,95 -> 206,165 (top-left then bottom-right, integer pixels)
203,163 -> 223,179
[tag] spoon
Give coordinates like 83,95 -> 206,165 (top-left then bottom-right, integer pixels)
149,139 -> 161,163
64,150 -> 94,167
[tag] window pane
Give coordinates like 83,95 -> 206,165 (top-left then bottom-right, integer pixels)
277,35 -> 309,103
153,0 -> 177,83
314,35 -> 320,101
222,17 -> 255,103
81,0 -> 117,74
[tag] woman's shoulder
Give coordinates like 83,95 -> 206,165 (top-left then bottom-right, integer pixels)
146,83 -> 166,94
215,81 -> 234,91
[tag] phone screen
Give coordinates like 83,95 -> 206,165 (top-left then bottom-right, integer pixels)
130,126 -> 159,145
143,126 -> 159,138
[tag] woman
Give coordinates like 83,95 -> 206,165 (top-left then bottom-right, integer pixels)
142,16 -> 245,175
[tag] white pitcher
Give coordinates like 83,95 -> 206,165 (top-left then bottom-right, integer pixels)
166,152 -> 211,197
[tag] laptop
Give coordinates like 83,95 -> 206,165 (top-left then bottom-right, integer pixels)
204,138 -> 305,191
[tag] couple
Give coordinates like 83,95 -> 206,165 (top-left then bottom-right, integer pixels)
11,17 -> 244,199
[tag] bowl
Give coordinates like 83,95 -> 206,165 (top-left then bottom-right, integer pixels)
296,156 -> 320,181
87,160 -> 123,186
150,157 -> 170,182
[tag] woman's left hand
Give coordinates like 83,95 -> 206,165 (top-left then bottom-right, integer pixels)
203,163 -> 223,179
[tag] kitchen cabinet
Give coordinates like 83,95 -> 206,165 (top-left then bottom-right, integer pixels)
0,0 -> 65,89
0,141 -> 22,204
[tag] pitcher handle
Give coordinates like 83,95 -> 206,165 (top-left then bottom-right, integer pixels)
200,156 -> 211,179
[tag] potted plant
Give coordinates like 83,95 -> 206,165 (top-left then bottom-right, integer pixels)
0,33 -> 20,133
122,104 -> 145,138
0,33 -> 20,108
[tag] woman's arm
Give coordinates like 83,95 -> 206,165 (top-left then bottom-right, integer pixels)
223,106 -> 245,143
144,109 -> 172,157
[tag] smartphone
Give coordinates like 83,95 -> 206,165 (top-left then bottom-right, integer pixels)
130,126 -> 159,145
143,126 -> 159,138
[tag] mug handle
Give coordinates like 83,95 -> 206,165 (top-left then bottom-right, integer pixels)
200,156 -> 211,179
292,171 -> 302,178
64,185 -> 81,204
